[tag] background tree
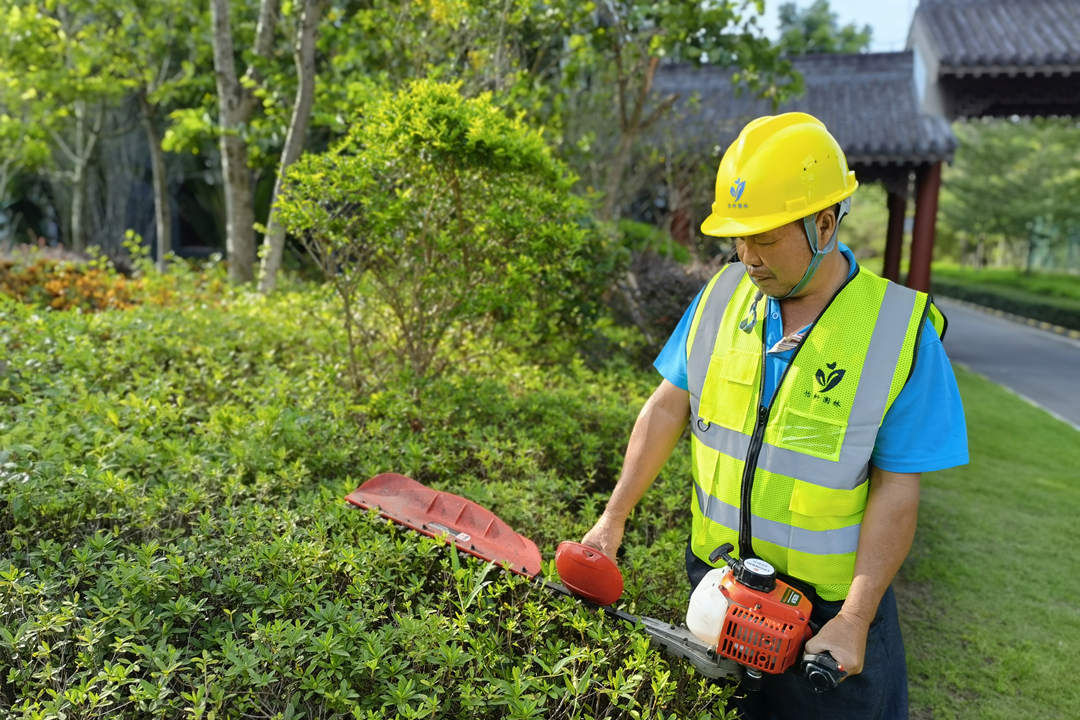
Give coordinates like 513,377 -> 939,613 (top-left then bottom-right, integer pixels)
941,117 -> 1080,271
313,1 -> 798,222
114,0 -> 207,272
549,1 -> 799,222
1,0 -> 796,284
256,0 -> 328,293
210,0 -> 282,283
0,5 -> 52,243
777,0 -> 872,56
0,1 -> 135,252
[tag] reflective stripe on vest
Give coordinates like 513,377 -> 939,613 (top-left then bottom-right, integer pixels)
684,262 -> 928,600
693,483 -> 862,556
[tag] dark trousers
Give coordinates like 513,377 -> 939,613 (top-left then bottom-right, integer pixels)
686,542 -> 909,720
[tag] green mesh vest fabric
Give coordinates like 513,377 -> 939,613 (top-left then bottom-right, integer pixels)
685,263 -> 934,601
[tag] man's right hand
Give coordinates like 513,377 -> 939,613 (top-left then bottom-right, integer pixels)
580,513 -> 625,562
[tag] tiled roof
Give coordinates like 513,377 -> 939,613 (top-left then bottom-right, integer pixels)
653,52 -> 956,166
913,0 -> 1080,70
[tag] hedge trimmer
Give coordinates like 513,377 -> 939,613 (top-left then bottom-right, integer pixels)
346,473 -> 845,692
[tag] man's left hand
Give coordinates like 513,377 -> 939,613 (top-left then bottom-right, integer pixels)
803,611 -> 871,678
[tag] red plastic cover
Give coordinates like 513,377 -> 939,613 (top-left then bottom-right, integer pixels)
554,541 -> 624,606
345,473 -> 543,577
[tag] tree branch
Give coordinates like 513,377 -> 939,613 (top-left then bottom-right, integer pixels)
238,0 -> 282,119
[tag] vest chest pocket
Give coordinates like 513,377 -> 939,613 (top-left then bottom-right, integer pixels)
698,348 -> 759,431
775,406 -> 847,462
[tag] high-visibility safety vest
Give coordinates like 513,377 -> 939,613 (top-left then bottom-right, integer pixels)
686,262 -> 945,601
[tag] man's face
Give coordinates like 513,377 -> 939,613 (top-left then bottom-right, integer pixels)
734,220 -> 813,298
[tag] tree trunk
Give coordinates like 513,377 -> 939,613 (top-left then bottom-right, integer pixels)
599,56 -> 674,223
219,134 -> 256,282
67,100 -> 103,253
70,161 -> 86,253
601,131 -> 635,222
210,0 -> 273,283
140,95 -> 172,272
258,0 -> 326,293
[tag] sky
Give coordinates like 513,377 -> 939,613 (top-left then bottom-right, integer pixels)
756,0 -> 922,52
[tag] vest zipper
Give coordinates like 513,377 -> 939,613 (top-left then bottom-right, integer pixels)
735,266 -> 862,560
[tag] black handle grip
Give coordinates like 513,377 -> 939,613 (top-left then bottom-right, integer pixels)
708,543 -> 735,564
801,651 -> 848,693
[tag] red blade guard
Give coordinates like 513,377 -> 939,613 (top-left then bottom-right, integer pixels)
345,473 -> 543,577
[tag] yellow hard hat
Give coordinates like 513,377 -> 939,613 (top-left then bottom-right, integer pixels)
700,112 -> 858,238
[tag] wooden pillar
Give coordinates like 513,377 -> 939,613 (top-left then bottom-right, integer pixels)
670,206 -> 691,248
883,190 -> 906,282
909,161 -> 942,292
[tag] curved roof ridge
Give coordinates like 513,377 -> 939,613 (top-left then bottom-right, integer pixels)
653,52 -> 955,166
915,0 -> 1080,68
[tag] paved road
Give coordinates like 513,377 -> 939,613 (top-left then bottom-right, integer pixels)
935,298 -> 1080,431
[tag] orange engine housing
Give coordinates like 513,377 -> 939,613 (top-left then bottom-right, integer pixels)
717,571 -> 814,674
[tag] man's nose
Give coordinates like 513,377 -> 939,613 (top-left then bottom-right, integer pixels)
737,240 -> 762,266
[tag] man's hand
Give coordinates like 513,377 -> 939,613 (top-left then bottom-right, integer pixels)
804,611 -> 871,678
580,513 -> 625,562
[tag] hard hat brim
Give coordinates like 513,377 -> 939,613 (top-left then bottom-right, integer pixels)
699,182 -> 858,239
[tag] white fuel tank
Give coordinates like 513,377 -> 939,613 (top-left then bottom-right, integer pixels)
685,566 -> 731,648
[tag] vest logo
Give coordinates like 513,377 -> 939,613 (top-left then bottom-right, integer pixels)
815,362 -> 845,392
730,177 -> 746,202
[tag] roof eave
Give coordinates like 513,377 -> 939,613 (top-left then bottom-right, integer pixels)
939,63 -> 1080,78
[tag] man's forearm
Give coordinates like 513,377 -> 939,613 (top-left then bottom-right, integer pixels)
841,468 -> 921,625
805,468 -> 920,673
601,379 -> 690,521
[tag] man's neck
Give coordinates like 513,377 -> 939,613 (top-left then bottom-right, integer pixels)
778,251 -> 850,333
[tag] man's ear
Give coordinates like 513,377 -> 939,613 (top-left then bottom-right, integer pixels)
815,207 -> 837,249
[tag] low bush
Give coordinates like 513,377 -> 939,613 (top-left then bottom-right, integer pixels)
0,257 -> 142,311
0,242 -> 235,313
0,288 -> 733,719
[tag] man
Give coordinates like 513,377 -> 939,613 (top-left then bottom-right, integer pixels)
581,112 -> 968,719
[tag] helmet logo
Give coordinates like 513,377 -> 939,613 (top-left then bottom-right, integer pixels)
730,178 -> 746,202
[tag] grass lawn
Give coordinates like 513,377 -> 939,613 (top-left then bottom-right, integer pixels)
898,366 -> 1080,720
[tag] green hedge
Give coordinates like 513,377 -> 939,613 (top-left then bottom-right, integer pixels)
931,280 -> 1080,331
0,290 -> 734,720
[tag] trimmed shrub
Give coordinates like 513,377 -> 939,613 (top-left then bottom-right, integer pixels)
0,288 -> 735,720
931,280 -> 1080,331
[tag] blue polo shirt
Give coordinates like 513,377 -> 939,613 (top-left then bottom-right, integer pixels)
654,245 -> 968,473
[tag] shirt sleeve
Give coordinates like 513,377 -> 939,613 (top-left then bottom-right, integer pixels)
871,321 -> 970,473
652,286 -> 705,391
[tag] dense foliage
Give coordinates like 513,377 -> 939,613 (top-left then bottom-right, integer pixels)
0,281 -> 737,719
940,117 -> 1080,272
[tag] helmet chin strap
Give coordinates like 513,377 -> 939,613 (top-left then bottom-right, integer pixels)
778,197 -> 850,300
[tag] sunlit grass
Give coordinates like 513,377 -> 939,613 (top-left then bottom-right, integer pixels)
899,366 -> 1080,720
